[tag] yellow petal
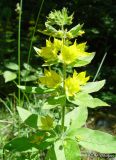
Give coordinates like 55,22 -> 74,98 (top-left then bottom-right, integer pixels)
65,76 -> 80,96
60,44 -> 77,64
76,71 -> 90,85
39,69 -> 62,88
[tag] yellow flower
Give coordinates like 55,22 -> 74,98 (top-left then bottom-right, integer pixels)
76,71 -> 90,85
65,70 -> 80,96
60,43 -> 77,64
34,39 -> 62,62
60,41 -> 91,64
39,69 -> 62,88
39,39 -> 58,62
54,38 -> 63,51
65,70 -> 89,96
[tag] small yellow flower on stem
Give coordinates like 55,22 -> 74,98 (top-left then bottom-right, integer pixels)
34,39 -> 63,63
65,70 -> 89,96
39,69 -> 62,88
60,43 -> 77,64
60,41 -> 92,65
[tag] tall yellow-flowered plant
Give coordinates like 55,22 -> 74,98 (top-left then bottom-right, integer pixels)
5,8 -> 116,159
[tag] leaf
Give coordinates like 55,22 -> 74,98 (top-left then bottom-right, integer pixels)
81,80 -> 106,93
43,95 -> 66,109
25,114 -> 39,128
46,8 -> 73,26
21,75 -> 37,82
54,140 -> 66,160
65,106 -> 88,129
3,71 -> 17,83
17,107 -> 40,128
4,137 -> 32,151
69,92 -> 109,108
64,139 -> 81,160
76,128 -> 116,153
23,63 -> 33,71
90,98 -> 109,108
5,62 -> 19,70
17,85 -> 55,94
45,147 -> 57,160
68,24 -> 84,38
73,53 -> 95,67
17,107 -> 32,122
69,92 -> 94,107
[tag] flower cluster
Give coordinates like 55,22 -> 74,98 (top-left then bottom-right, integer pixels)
34,38 -> 92,65
39,69 -> 89,96
35,38 -> 92,97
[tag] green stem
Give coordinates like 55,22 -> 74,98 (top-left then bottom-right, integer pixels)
61,63 -> 67,133
18,0 -> 23,106
61,26 -> 67,133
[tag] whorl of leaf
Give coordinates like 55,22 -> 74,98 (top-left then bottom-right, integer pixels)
45,8 -> 73,27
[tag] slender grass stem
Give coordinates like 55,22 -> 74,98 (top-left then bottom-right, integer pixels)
22,0 -> 44,105
18,0 -> 23,106
27,0 -> 45,64
0,98 -> 13,117
93,52 -> 107,81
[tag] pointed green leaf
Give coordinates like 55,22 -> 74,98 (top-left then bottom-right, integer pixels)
90,98 -> 109,108
3,71 -> 17,83
77,128 -> 116,153
64,139 -> 81,160
65,106 -> 88,129
81,80 -> 106,93
4,137 -> 32,151
69,93 -> 109,108
69,92 -> 94,107
73,53 -> 95,67
68,24 -> 84,38
17,107 -> 32,122
5,62 -> 19,70
25,114 -> 39,128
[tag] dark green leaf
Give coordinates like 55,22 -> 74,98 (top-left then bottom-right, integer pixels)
4,137 -> 32,151
25,114 -> 39,128
46,147 -> 57,160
